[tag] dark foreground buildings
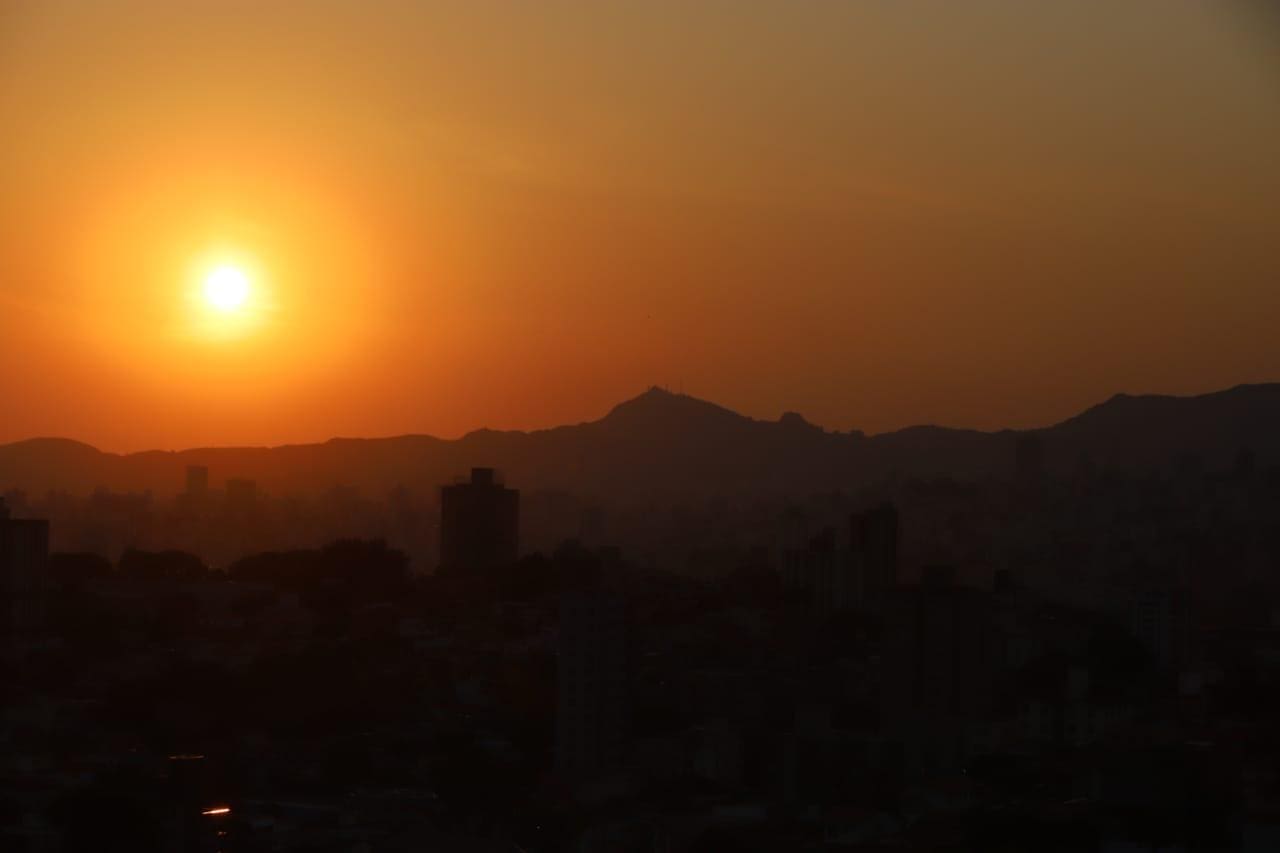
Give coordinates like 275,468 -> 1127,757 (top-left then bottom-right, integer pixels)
556,591 -> 629,778
10,446 -> 1280,851
850,501 -> 898,607
439,467 -> 519,572
881,565 -> 995,774
789,502 -> 899,612
0,496 -> 49,645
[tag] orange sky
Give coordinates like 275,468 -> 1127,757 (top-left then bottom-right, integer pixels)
2,1 -> 1279,452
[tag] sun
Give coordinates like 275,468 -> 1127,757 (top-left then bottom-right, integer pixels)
186,253 -> 270,341
204,265 -> 251,312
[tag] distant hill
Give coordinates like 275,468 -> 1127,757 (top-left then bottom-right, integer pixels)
2,383 -> 1278,501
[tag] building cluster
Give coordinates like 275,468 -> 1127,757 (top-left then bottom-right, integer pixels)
4,449 -> 1280,850
783,502 -> 898,611
0,496 -> 48,653
439,467 -> 519,572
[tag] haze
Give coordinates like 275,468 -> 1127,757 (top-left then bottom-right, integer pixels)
2,1 -> 1278,451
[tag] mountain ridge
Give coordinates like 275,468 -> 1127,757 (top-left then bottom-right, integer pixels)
2,382 -> 1278,500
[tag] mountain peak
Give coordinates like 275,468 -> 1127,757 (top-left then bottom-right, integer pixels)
777,411 -> 820,432
637,385 -> 679,402
602,387 -> 748,427
0,437 -> 105,456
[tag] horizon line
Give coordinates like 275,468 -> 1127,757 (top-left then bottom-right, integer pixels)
2,380 -> 1277,457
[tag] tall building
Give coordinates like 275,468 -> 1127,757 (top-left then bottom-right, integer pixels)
177,465 -> 211,517
185,465 -> 209,499
880,566 -> 995,774
439,467 -> 519,572
0,497 -> 50,643
1130,583 -> 1189,671
781,505 -> 899,612
794,527 -> 851,612
556,591 -> 628,778
851,503 -> 898,607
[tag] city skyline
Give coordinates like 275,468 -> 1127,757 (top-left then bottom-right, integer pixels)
7,4 -> 1280,849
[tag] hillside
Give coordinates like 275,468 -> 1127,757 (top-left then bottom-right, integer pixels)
2,383 -> 1277,501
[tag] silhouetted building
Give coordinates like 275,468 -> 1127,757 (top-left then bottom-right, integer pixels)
783,526 -> 831,599
0,497 -> 49,644
803,527 -> 854,612
557,591 -> 629,778
177,465 -> 212,518
1130,582 -> 1189,671
185,465 -> 209,499
782,505 -> 899,612
439,467 -> 519,572
881,566 -> 995,773
851,503 -> 898,607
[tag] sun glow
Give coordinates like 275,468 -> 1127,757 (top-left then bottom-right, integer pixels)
185,251 -> 272,341
204,265 -> 250,312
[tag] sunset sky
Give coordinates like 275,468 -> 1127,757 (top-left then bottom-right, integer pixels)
2,1 -> 1278,452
